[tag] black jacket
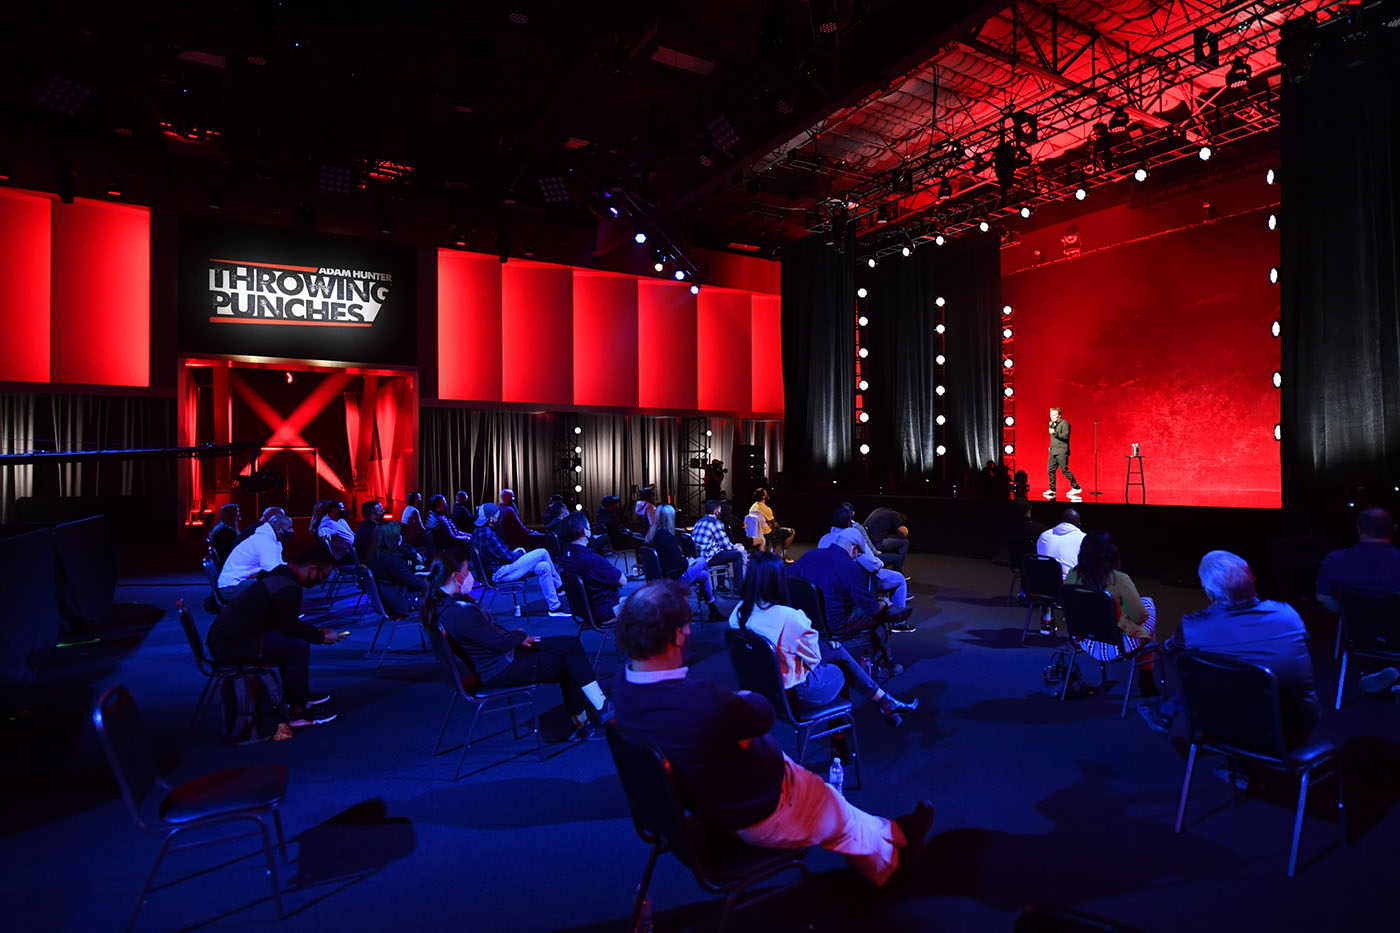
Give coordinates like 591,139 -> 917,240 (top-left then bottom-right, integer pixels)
207,566 -> 323,662
436,596 -> 526,684
1050,418 -> 1071,453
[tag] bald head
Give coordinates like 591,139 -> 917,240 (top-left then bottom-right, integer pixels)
1061,508 -> 1081,527
1357,508 -> 1396,542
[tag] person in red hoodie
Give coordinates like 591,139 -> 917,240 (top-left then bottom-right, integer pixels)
498,488 -> 549,551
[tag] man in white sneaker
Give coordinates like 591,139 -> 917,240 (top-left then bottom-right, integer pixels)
1044,407 -> 1083,501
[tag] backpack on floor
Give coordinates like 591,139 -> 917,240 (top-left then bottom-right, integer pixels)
220,669 -> 288,745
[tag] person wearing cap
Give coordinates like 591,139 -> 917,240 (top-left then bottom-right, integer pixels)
474,502 -> 571,616
217,507 -> 294,601
820,507 -> 912,628
543,494 -> 570,535
596,494 -> 644,555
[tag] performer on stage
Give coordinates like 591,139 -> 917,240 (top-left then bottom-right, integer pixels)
1044,407 -> 1083,501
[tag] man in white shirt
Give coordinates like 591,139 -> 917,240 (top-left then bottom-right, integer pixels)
316,500 -> 356,562
218,510 -> 293,600
1036,508 -> 1085,634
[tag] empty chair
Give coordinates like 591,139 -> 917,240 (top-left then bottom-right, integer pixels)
1334,589 -> 1400,709
725,626 -> 861,788
1021,554 -> 1064,642
561,569 -> 616,667
362,568 -> 426,669
1173,650 -> 1346,877
176,598 -> 277,739
425,622 -> 542,776
1056,585 -> 1158,717
92,685 -> 290,928
605,724 -> 813,932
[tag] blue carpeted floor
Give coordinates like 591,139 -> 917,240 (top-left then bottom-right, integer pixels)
2,550 -> 1394,932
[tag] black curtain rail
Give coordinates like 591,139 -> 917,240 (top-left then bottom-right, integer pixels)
0,443 -> 257,465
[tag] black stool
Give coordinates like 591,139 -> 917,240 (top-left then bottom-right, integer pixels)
1125,454 -> 1145,504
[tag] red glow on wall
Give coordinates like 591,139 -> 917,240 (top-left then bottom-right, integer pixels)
502,262 -> 573,405
750,295 -> 784,415
438,251 -> 502,402
50,198 -> 150,386
0,190 -> 52,383
573,272 -> 638,408
697,290 -> 751,413
638,281 -> 698,410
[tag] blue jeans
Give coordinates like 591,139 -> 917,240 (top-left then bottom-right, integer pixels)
792,640 -> 882,710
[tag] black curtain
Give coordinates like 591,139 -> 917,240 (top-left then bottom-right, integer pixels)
780,234 -> 856,486
864,237 -> 1001,487
1280,11 -> 1400,506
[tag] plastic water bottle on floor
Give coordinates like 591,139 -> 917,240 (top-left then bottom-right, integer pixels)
828,756 -> 845,796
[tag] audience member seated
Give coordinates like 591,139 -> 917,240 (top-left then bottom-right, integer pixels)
426,494 -> 472,552
560,513 -> 625,623
1140,550 -> 1320,751
597,495 -> 645,556
206,503 -> 241,566
451,490 -> 475,534
400,491 -> 428,551
646,504 -> 723,622
863,505 -> 911,572
749,487 -> 794,559
693,499 -> 747,590
543,494 -> 570,535
634,486 -> 659,538
1315,507 -> 1400,698
732,554 -> 918,726
474,503 -> 570,617
366,520 -> 422,616
206,544 -> 342,733
1007,498 -> 1047,546
312,499 -> 357,563
217,509 -> 292,601
821,508 -> 910,622
1036,507 -> 1085,634
354,500 -> 385,564
610,580 -> 935,885
498,488 -> 544,551
1064,531 -> 1157,690
788,530 -> 908,675
422,548 -> 610,739
234,506 -> 284,544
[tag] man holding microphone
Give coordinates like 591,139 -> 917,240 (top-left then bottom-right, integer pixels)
1044,407 -> 1083,501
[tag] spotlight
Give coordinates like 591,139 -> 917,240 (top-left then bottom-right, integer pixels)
1272,371 -> 1282,387
1020,206 -> 1031,219
575,464 -> 582,473
574,446 -> 582,453
858,379 -> 869,391
575,504 -> 583,511
937,179 -> 953,199
574,484 -> 582,492
902,245 -> 911,257
858,347 -> 868,359
1199,145 -> 1212,161
1270,267 -> 1278,284
859,443 -> 870,455
858,411 -> 870,423
1134,168 -> 1148,182
935,385 -> 946,396
936,415 -> 946,426
935,354 -> 945,365
285,371 -> 294,384
935,323 -> 945,334
1225,57 -> 1251,89
979,221 -> 990,233
1004,386 -> 1014,397
654,262 -> 664,272
868,257 -> 876,268
674,270 -> 686,281
858,315 -> 868,327
934,235 -> 945,246
706,430 -> 712,437
1005,416 -> 1015,427
574,426 -> 582,435
1003,327 -> 1013,339
1003,358 -> 1014,368
1075,187 -> 1087,201
1004,443 -> 1015,455
1266,168 -> 1276,185
1268,214 -> 1277,230
935,297 -> 946,307
1108,106 -> 1129,132
857,287 -> 868,298
936,444 -> 947,456
1274,424 -> 1281,441
1003,304 -> 1013,315
690,284 -> 699,295
1271,320 -> 1280,337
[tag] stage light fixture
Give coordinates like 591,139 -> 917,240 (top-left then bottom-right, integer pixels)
858,379 -> 868,391
859,443 -> 870,455
575,504 -> 583,511
1003,304 -> 1012,315
934,235 -> 945,246
1005,416 -> 1015,427
690,284 -> 700,295
608,206 -> 619,218
674,270 -> 686,281
1271,320 -> 1280,337
1004,444 -> 1015,455
1270,267 -> 1278,284
1225,57 -> 1251,89
653,261 -> 664,272
1004,386 -> 1014,397
574,464 -> 583,473
858,315 -> 868,327
1003,327 -> 1013,339
979,221 -> 990,233
902,245 -> 911,257
105,175 -> 122,197
935,385 -> 946,396
574,445 -> 582,454
935,354 -> 945,365
937,179 -> 953,200
936,444 -> 947,456
574,484 -> 582,492
858,347 -> 868,358
1109,107 -> 1129,132
936,415 -> 946,426
857,287 -> 868,298
1020,206 -> 1031,219
1199,146 -> 1212,161
868,257 -> 876,268
1268,214 -> 1277,230
706,430 -> 712,437
1266,168 -> 1276,185
936,296 -> 946,307
634,232 -> 647,244
858,412 -> 870,423
1272,371 -> 1282,387
1003,358 -> 1014,368
574,426 -> 582,435
1075,187 -> 1087,201
285,371 -> 294,384
1134,168 -> 1148,182
538,175 -> 571,204
935,323 -> 945,334
1274,424 -> 1281,441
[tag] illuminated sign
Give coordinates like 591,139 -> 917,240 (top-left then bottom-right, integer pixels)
207,259 -> 393,326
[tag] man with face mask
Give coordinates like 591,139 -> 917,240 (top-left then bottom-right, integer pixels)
217,507 -> 294,601
610,581 -> 936,886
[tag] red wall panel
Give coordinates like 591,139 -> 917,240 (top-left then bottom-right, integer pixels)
50,199 -> 150,386
501,262 -> 573,405
0,190 -> 52,383
573,272 -> 638,408
437,251 -> 502,401
750,294 -> 784,415
638,282 -> 698,410
697,290 -> 752,413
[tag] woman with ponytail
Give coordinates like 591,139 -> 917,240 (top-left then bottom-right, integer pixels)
421,547 -> 610,740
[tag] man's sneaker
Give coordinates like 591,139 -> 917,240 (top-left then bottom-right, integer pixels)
547,609 -> 573,618
570,722 -> 607,742
890,617 -> 918,634
1039,615 -> 1055,636
306,694 -> 331,707
289,710 -> 338,728
1359,666 -> 1400,695
1066,487 -> 1083,499
1042,490 -> 1056,499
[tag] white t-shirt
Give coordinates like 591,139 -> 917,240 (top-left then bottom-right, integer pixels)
217,522 -> 285,588
1037,523 -> 1086,580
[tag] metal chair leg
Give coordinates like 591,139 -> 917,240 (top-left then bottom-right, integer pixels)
188,678 -> 217,737
1060,643 -> 1079,702
1333,619 -> 1343,660
273,809 -> 287,860
256,815 -> 284,918
434,694 -> 458,754
455,703 -> 488,779
628,843 -> 661,933
1336,761 -> 1348,845
1289,769 -> 1312,877
846,716 -> 862,790
128,835 -> 175,932
1175,743 -> 1198,832
1334,650 -> 1349,710
1022,602 -> 1034,643
1120,659 -> 1137,718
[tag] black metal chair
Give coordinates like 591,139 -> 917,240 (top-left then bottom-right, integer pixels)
561,569 -> 616,667
202,557 -> 224,613
320,533 -> 368,607
1005,535 -> 1037,605
1334,589 -> 1400,709
787,575 -> 878,664
1174,650 -> 1346,877
362,568 -> 427,669
425,621 -> 542,775
1056,585 -> 1158,717
1021,554 -> 1065,642
92,685 -> 289,929
542,530 -> 562,562
176,599 -> 277,739
605,724 -> 814,933
638,545 -> 664,583
725,625 -> 861,788
206,544 -> 224,573
678,530 -> 697,559
467,543 -> 527,617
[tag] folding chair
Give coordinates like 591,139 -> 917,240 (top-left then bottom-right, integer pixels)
638,545 -> 664,583
1021,554 -> 1065,642
1056,585 -> 1158,717
467,544 -> 527,617
426,622 -> 542,775
176,598 -> 277,739
561,570 -> 617,668
1005,535 -> 1036,605
362,568 -> 426,669
1334,589 -> 1400,709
